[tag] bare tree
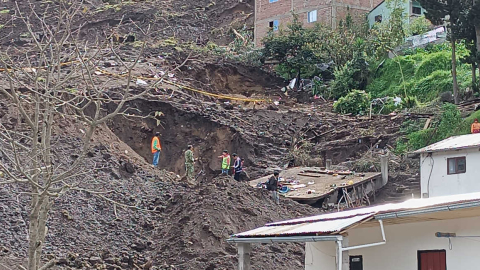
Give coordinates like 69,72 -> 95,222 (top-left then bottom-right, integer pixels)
0,1 -> 155,269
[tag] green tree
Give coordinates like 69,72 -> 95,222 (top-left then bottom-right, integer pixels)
330,53 -> 369,98
368,0 -> 407,58
417,0 -> 466,104
262,15 -> 323,87
459,1 -> 480,91
406,15 -> 432,36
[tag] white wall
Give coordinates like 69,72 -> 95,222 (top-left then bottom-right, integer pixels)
305,241 -> 336,270
367,1 -> 426,28
306,216 -> 480,270
420,148 -> 480,197
367,1 -> 390,27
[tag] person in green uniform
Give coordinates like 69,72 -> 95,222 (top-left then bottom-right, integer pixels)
185,145 -> 195,184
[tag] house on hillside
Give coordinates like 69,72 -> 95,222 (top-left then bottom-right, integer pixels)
254,0 -> 384,46
413,134 -> 480,198
229,192 -> 480,270
367,0 -> 426,27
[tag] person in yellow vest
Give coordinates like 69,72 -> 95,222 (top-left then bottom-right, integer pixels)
218,150 -> 231,175
471,119 -> 480,134
151,132 -> 162,167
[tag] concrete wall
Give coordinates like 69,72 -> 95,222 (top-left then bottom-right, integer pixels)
367,0 -> 426,27
306,216 -> 480,270
420,148 -> 480,197
305,241 -> 336,270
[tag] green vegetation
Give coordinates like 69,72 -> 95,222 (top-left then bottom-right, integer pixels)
406,15 -> 431,36
333,90 -> 370,115
395,104 -> 470,154
263,15 -> 324,86
368,44 -> 471,102
330,54 -> 369,99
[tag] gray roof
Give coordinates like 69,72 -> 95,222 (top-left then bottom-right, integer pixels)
414,134 -> 480,154
230,192 -> 480,239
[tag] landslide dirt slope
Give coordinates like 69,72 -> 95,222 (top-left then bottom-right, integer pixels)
0,1 -> 419,269
0,0 -> 254,46
106,96 -> 410,179
0,138 -> 319,270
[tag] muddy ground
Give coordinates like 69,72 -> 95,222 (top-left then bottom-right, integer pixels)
0,0 -> 424,269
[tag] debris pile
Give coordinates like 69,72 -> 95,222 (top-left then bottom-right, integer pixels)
0,124 -> 319,269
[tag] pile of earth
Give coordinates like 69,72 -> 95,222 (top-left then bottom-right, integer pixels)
0,120 -> 320,269
106,93 -> 413,179
0,0 -> 254,47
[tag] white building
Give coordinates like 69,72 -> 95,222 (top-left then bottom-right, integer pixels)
413,134 -> 480,198
367,0 -> 426,28
229,192 -> 480,270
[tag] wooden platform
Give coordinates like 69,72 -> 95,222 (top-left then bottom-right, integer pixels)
249,167 -> 381,204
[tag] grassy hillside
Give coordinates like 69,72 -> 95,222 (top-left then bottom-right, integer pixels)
367,43 -> 471,102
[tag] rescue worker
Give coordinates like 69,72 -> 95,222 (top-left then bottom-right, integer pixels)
232,153 -> 242,181
472,119 -> 480,134
266,171 -> 280,204
185,145 -> 195,185
218,150 -> 231,175
151,132 -> 162,167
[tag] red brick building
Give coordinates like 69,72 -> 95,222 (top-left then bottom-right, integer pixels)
254,0 -> 383,46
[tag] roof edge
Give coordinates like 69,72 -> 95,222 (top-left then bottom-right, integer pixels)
375,200 -> 480,220
226,235 -> 341,244
413,145 -> 480,154
369,0 -> 386,14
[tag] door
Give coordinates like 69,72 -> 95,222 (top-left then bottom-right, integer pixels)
349,255 -> 363,270
418,250 -> 446,270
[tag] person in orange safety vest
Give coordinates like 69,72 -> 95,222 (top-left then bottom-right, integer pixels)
471,119 -> 480,134
151,132 -> 162,167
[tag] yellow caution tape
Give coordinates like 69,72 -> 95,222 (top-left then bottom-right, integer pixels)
94,68 -> 267,102
0,59 -> 268,103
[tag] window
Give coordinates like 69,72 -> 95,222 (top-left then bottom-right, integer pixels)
412,6 -> 422,15
375,15 -> 383,23
269,0 -> 278,3
269,20 -> 279,31
447,157 -> 466,175
308,10 -> 317,23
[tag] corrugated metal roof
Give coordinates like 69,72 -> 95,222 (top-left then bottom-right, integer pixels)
233,192 -> 480,238
234,214 -> 373,238
270,192 -> 480,226
413,134 -> 480,153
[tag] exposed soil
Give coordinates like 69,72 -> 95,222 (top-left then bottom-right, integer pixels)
0,0 -> 255,47
0,132 -> 320,269
105,90 -> 410,179
0,1 -> 426,269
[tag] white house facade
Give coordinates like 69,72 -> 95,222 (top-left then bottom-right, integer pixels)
307,216 -> 480,270
367,0 -> 426,27
414,134 -> 480,198
229,192 -> 480,270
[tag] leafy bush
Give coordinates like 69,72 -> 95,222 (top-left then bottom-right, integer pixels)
435,103 -> 462,139
333,90 -> 371,115
367,43 -> 471,102
371,97 -> 398,114
415,51 -> 452,79
395,104 -> 462,153
401,95 -> 419,109
330,54 -> 369,99
406,15 -> 431,36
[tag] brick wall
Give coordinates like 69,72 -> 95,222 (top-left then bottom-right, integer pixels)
254,0 -> 381,46
334,6 -> 369,25
256,0 -> 292,22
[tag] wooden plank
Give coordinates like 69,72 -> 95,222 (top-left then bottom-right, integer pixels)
297,173 -> 324,178
423,117 -> 432,130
